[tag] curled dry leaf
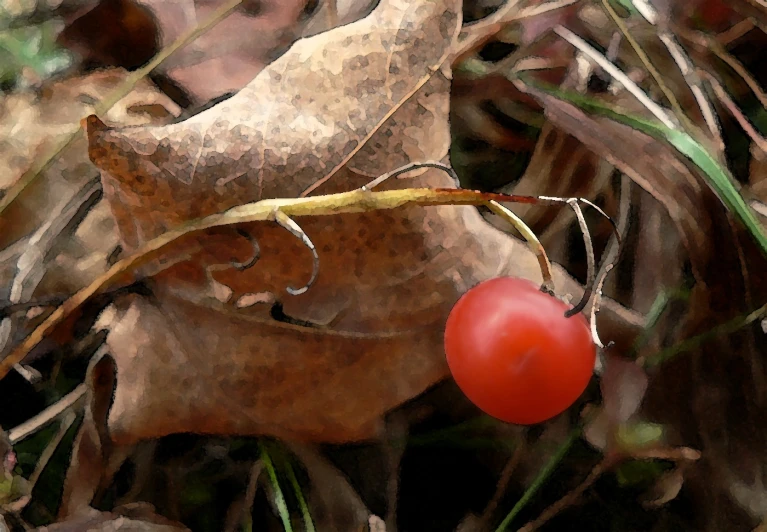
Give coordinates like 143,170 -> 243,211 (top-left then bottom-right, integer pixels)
58,2 -> 644,515
33,506 -> 189,531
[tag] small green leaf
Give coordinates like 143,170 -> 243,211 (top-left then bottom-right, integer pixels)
285,461 -> 315,532
260,444 -> 293,532
616,421 -> 665,452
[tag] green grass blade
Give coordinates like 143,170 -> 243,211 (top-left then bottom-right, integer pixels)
495,428 -> 579,531
524,80 -> 767,255
260,444 -> 293,532
284,461 -> 316,532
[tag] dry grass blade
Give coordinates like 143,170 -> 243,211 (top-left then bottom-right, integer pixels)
8,384 -> 87,444
702,34 -> 767,109
26,410 -> 77,492
553,25 -> 678,129
564,199 -> 595,317
701,71 -> 767,152
622,0 -> 722,144
1,179 -> 101,364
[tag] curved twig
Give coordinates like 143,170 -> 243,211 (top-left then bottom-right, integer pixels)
590,263 -> 614,349
565,199 -> 595,318
230,228 -> 261,271
485,200 -> 554,292
270,210 -> 319,296
362,160 -> 460,190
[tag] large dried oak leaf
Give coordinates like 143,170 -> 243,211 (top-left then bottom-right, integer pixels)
81,0 -> 640,449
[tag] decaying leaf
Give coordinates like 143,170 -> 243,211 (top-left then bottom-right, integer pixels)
34,504 -> 189,531
54,0 -> 643,516
80,0 -> 640,442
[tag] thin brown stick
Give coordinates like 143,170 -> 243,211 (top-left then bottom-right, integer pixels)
8,384 -> 86,444
716,19 -> 757,46
517,458 -> 610,532
564,199 -> 595,317
240,460 -> 264,531
475,437 -> 527,531
702,71 -> 767,152
454,0 -> 579,63
676,27 -> 767,110
26,411 -> 76,490
0,186 -> 597,381
591,174 -> 631,350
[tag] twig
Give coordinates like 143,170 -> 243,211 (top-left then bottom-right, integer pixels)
26,410 -> 77,490
564,199 -> 595,317
363,161 -> 459,190
631,446 -> 701,462
270,210 -> 319,295
707,37 -> 767,109
716,19 -> 757,46
0,186 -> 597,381
495,428 -> 579,531
591,174 -> 632,352
0,0 -> 244,218
475,436 -> 526,531
485,201 -> 554,292
552,25 -> 678,129
8,384 -> 86,444
517,458 -> 609,532
232,460 -> 263,532
701,71 -> 767,152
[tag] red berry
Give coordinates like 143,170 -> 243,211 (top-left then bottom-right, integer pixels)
444,277 -> 596,425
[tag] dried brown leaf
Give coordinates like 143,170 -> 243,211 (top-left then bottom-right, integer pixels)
601,353 -> 648,424
51,2 -> 645,517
